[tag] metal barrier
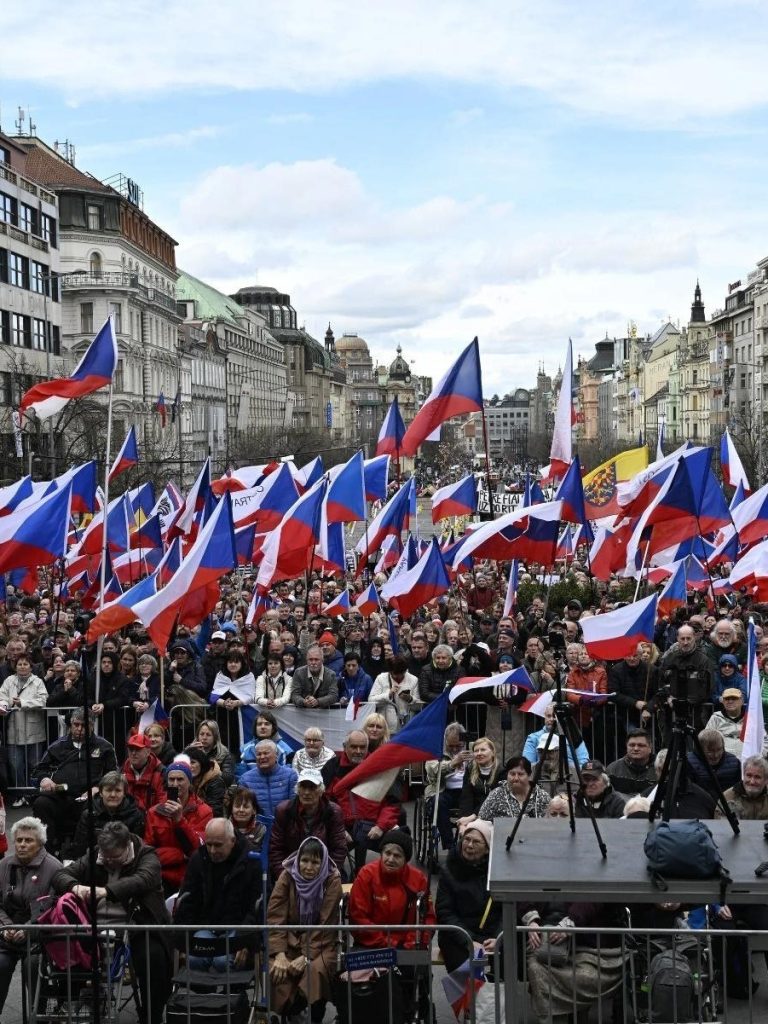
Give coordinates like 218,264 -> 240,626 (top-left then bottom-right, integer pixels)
5,916 -> 768,1023
1,919 -> 478,1024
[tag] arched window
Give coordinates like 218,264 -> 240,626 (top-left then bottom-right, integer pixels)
90,252 -> 102,277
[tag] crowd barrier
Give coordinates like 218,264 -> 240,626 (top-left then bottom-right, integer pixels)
1,698 -> 719,797
4,917 -> 768,1023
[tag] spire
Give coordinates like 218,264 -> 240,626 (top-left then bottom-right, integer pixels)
690,279 -> 706,323
324,322 -> 335,353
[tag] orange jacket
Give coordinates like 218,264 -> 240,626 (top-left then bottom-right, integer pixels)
348,859 -> 435,949
566,664 -> 608,725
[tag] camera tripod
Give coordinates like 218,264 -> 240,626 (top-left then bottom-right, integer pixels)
506,682 -> 607,858
648,698 -> 740,834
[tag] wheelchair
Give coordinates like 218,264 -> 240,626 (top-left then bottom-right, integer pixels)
412,789 -> 460,871
31,929 -> 141,1024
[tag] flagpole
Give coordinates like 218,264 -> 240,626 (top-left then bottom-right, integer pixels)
480,404 -> 496,520
632,540 -> 651,603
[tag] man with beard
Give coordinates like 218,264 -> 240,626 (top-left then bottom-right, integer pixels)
718,756 -> 768,820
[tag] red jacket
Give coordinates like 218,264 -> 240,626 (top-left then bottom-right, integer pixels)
349,859 -> 435,948
566,664 -> 608,726
326,753 -> 401,833
121,752 -> 166,814
144,796 -> 213,890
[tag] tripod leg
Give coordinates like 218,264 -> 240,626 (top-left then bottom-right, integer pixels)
505,725 -> 557,851
557,706 -> 608,858
688,729 -> 740,835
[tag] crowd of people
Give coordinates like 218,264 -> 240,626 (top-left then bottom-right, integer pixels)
0,563 -> 767,1022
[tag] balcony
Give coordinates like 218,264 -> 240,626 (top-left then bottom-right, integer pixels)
0,219 -> 49,254
60,272 -> 179,315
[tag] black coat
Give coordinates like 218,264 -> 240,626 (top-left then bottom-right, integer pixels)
174,835 -> 262,949
418,662 -> 460,704
70,793 -> 146,858
31,734 -> 118,796
436,850 -> 501,971
458,765 -> 502,816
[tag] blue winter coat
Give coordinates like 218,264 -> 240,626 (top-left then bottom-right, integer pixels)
337,667 -> 373,704
240,761 -> 299,818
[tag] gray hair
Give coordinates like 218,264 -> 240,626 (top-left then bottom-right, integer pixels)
743,755 -> 768,778
63,660 -> 81,675
255,739 -> 278,755
98,771 -> 126,791
304,726 -> 325,741
11,816 -> 47,844
305,644 -> 323,657
138,654 -> 158,672
432,644 -> 454,660
98,821 -> 132,853
623,796 -> 651,816
205,818 -> 235,839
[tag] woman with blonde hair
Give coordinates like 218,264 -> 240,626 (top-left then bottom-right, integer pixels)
456,737 -> 501,828
362,713 -> 390,753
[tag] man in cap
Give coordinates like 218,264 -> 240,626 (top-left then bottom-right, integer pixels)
574,760 -> 626,819
30,709 -> 118,854
202,631 -> 230,691
318,632 -> 344,675
269,766 -> 347,880
122,732 -> 166,813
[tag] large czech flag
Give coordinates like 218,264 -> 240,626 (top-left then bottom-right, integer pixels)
580,594 -> 658,661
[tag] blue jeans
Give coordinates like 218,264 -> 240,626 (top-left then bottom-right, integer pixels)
9,742 -> 44,789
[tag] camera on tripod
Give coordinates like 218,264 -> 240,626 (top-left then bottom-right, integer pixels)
661,664 -> 702,702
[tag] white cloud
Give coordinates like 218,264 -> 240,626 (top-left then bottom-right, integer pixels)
4,2 -> 768,126
77,126 -> 223,160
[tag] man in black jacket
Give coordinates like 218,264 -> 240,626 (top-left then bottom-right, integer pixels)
574,760 -> 626,819
175,819 -> 262,970
30,709 -> 117,853
607,730 -> 657,796
53,821 -> 171,1024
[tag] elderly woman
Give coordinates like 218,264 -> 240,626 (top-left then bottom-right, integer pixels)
267,837 -> 342,1024
425,723 -> 473,850
292,726 -> 338,785
46,659 -> 83,708
254,653 -> 293,709
70,770 -> 146,858
476,756 -> 551,823
436,820 -> 501,972
53,821 -> 172,1024
0,817 -> 62,1016
418,644 -> 459,704
269,767 -> 347,881
143,721 -> 176,767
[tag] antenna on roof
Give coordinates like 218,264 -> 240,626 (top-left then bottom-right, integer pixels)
14,106 -> 25,136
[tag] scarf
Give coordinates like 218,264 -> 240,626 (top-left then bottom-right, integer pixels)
284,837 -> 332,925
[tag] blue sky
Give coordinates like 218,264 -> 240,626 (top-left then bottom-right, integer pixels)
3,1 -> 768,394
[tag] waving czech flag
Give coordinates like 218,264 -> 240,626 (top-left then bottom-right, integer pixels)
376,397 -> 406,458
431,475 -> 477,523
108,426 -> 139,483
580,594 -> 658,661
20,317 -> 117,420
401,338 -> 483,456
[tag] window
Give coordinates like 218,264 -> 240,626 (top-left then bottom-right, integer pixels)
692,369 -> 698,385
11,314 -> 25,347
18,203 -> 34,233
80,302 -> 93,334
32,319 -> 46,351
87,205 -> 102,231
109,302 -> 122,333
0,146 -> 9,164
8,253 -> 24,288
90,252 -> 102,276
30,261 -> 45,294
0,192 -> 14,224
40,214 -> 56,247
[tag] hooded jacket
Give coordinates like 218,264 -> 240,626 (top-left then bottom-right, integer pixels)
436,847 -> 501,971
121,750 -> 166,813
349,858 -> 435,949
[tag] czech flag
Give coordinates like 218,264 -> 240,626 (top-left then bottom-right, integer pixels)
381,537 -> 450,618
503,559 -> 520,617
451,500 -> 563,566
42,461 -> 98,515
720,427 -> 751,494
449,666 -> 533,703
355,582 -> 380,616
300,456 -> 325,491
555,455 -> 590,528
657,560 -> 687,617
323,589 -> 351,617
332,689 -> 449,803
376,397 -> 406,457
431,475 -> 477,523
156,392 -> 167,428
0,484 -> 72,575
138,699 -> 170,733
522,473 -> 546,507
442,958 -> 486,1020
363,454 -> 390,501
20,317 -> 117,420
580,594 -> 658,661
326,450 -> 366,523
354,479 -> 415,569
0,476 -> 33,517
401,338 -> 483,456
108,426 -> 139,483
256,479 -> 326,590
246,590 -> 276,626
731,480 -> 768,547
132,494 -> 237,653
170,457 -> 211,539
741,620 -> 765,764
230,463 -> 298,531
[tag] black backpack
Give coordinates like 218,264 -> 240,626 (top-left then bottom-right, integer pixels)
647,949 -> 695,1022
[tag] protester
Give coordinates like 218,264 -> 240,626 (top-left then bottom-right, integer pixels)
188,719 -> 235,785
292,726 -> 338,784
476,755 -> 551,822
240,740 -> 299,818
718,755 -> 768,820
291,645 -> 339,708
144,758 -> 214,893
225,784 -> 267,853
70,769 -> 146,857
184,746 -> 226,817
606,730 -> 657,796
0,653 -> 48,792
269,768 -> 347,880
